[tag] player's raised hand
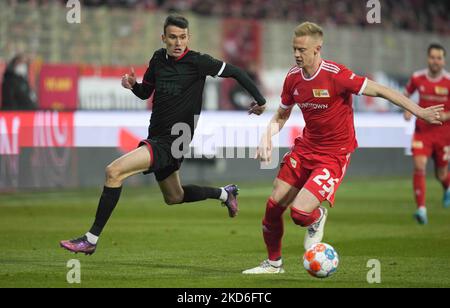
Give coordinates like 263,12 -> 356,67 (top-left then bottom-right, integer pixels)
255,136 -> 272,164
248,102 -> 266,116
122,67 -> 137,89
419,104 -> 444,125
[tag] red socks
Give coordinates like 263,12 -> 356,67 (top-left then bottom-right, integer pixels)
290,207 -> 322,227
262,199 -> 288,261
262,199 -> 323,261
413,170 -> 426,208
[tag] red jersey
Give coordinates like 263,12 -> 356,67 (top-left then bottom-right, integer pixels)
405,69 -> 450,135
281,60 -> 367,155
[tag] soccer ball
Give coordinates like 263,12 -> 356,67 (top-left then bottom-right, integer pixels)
303,243 -> 339,278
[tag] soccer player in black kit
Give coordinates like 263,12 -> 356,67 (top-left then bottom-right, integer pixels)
60,15 -> 267,255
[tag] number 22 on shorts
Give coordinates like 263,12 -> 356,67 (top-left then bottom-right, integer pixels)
313,168 -> 339,197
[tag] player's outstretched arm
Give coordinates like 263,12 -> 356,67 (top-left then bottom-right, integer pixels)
256,107 -> 292,163
402,92 -> 414,121
363,80 -> 444,125
219,64 -> 267,115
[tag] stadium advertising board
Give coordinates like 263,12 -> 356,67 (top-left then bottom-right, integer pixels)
38,64 -> 79,111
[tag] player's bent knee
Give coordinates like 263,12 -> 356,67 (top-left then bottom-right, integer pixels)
290,207 -> 309,227
105,164 -> 123,183
414,168 -> 426,175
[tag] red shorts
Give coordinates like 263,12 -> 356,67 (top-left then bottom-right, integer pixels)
276,150 -> 352,207
411,133 -> 450,168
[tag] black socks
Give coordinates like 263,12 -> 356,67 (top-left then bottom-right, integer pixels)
89,186 -> 122,236
88,185 -> 223,236
182,185 -> 222,203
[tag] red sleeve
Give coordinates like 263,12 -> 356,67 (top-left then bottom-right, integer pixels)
404,76 -> 417,97
280,75 -> 294,110
334,66 -> 367,96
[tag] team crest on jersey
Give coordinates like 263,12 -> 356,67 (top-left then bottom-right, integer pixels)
435,86 -> 448,95
290,157 -> 297,169
313,89 -> 330,98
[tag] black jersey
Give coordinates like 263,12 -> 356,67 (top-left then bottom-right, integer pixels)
132,48 -> 225,144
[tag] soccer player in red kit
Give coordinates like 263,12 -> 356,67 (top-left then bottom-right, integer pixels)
404,44 -> 450,225
243,22 -> 444,274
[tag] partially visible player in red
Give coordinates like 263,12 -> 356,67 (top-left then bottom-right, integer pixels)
243,22 -> 444,274
404,44 -> 450,225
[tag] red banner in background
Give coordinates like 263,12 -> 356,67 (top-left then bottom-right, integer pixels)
39,64 -> 79,111
0,111 -> 74,155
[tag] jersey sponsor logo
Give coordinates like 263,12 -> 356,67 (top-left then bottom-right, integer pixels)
420,94 -> 447,102
293,89 -> 299,96
435,86 -> 448,95
157,81 -> 182,96
298,102 -> 329,110
312,89 -> 330,98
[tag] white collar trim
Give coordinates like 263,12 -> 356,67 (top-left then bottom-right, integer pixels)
301,60 -> 324,81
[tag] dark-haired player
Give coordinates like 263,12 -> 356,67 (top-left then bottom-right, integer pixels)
60,15 -> 267,255
404,44 -> 450,225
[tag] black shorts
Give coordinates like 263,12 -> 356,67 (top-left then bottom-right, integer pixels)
138,138 -> 184,182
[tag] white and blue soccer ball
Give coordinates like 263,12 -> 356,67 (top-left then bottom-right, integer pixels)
303,243 -> 339,278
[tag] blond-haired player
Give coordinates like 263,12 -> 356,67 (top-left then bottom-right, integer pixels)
243,22 -> 444,274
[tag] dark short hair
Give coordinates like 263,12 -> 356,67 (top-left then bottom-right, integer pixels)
164,14 -> 189,34
428,43 -> 446,57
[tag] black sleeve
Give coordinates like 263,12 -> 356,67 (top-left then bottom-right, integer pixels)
219,63 -> 266,106
132,59 -> 156,100
197,53 -> 225,77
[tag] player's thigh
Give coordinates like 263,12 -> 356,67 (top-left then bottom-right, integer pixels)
107,146 -> 152,179
292,154 -> 351,212
435,166 -> 448,182
158,171 -> 184,202
413,155 -> 428,171
270,178 -> 300,208
412,135 -> 430,171
433,142 -> 450,168
291,187 -> 321,213
433,143 -> 450,180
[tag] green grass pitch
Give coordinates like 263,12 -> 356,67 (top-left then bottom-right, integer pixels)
1,177 -> 450,288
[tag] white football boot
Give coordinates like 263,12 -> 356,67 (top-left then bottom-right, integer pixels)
242,260 -> 285,274
304,206 -> 328,250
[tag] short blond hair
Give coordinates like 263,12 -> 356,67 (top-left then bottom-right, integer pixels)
294,22 -> 324,40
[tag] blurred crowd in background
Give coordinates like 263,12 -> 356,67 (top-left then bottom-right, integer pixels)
1,0 -> 449,111
9,0 -> 449,34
